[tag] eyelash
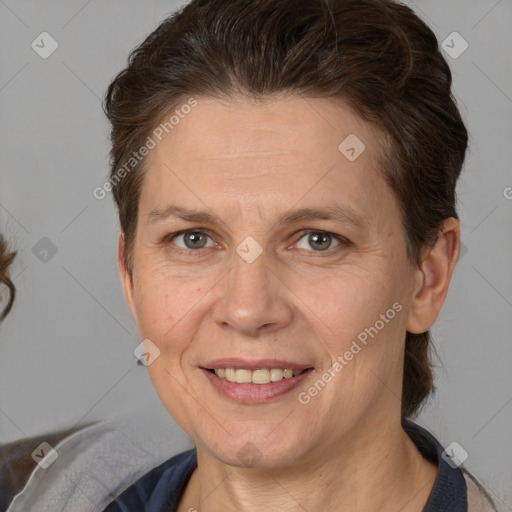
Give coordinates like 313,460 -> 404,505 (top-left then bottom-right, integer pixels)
162,229 -> 350,256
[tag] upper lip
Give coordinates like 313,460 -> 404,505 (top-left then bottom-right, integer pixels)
202,358 -> 314,371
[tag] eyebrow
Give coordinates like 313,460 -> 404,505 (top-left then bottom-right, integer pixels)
145,204 -> 366,229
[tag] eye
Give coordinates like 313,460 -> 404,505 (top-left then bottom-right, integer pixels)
170,230 -> 215,250
295,230 -> 345,252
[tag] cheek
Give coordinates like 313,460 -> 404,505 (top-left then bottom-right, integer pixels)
298,265 -> 408,398
131,266 -> 212,353
303,267 -> 402,340
130,268 -> 211,430
132,278 -> 174,338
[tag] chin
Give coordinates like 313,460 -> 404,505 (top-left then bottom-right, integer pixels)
199,429 -> 311,470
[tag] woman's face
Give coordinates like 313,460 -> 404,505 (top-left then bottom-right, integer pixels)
121,95 -> 421,468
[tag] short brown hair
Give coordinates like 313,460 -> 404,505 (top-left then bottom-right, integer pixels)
104,0 -> 468,418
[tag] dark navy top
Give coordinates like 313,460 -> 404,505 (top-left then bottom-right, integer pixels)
103,421 -> 468,511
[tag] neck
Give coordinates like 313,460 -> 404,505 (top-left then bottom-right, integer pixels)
179,418 -> 438,512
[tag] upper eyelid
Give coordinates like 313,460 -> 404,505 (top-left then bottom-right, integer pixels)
167,229 -> 348,250
166,230 -> 216,248
292,231 -> 349,251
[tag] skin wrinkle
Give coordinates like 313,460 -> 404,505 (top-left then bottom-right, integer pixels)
118,95 -> 458,511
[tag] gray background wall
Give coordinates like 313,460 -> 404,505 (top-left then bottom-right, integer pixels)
1,0 -> 511,507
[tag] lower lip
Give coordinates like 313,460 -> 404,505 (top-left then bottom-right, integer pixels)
201,368 -> 314,404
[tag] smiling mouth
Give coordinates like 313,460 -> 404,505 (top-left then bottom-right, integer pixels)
204,367 -> 313,385
200,365 -> 314,403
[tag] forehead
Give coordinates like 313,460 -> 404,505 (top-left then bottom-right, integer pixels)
139,94 -> 396,229
151,94 -> 383,169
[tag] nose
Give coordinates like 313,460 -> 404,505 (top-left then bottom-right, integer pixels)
212,249 -> 294,337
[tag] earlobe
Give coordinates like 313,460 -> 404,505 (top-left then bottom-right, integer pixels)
117,233 -> 137,322
406,218 -> 460,334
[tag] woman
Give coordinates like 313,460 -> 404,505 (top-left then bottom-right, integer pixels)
99,0 -> 500,510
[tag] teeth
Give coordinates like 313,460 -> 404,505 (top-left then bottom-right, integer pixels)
270,368 -> 284,381
225,368 -> 236,382
213,367 -> 304,384
252,369 -> 270,384
235,369 -> 252,383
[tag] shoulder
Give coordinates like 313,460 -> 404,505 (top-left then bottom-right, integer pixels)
103,447 -> 197,511
463,469 -> 503,512
0,427 -> 84,511
4,419 -> 192,512
403,420 -> 504,511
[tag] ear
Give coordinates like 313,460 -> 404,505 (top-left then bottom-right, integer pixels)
406,218 -> 460,334
117,233 -> 138,323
